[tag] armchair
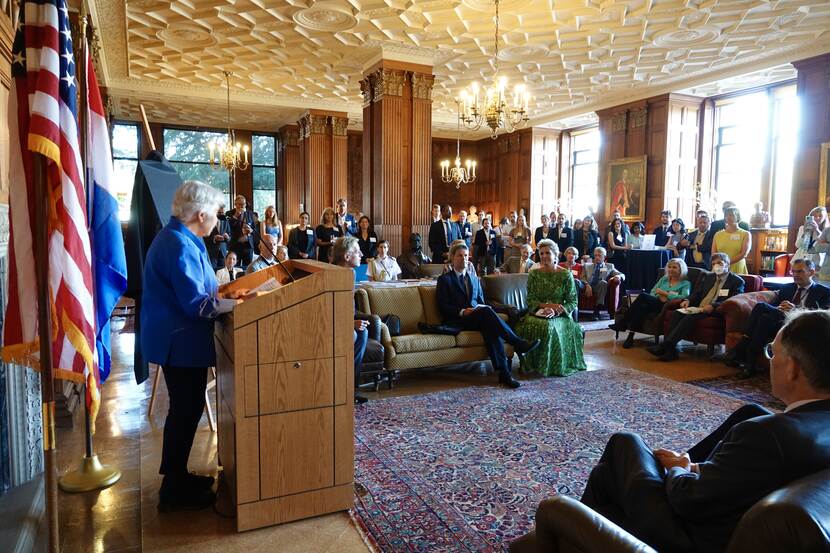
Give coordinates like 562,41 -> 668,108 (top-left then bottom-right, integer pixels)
578,276 -> 622,318
355,312 -> 390,391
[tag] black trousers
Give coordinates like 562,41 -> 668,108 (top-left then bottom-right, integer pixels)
460,305 -> 521,376
740,303 -> 786,361
159,365 -> 208,478
620,293 -> 663,331
663,310 -> 720,349
581,403 -> 772,552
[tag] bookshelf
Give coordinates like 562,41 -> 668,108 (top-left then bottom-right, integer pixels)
749,228 -> 788,275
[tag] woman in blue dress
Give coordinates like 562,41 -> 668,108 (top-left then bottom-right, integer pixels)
260,205 -> 283,245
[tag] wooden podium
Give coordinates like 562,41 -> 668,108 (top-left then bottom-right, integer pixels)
213,260 -> 355,532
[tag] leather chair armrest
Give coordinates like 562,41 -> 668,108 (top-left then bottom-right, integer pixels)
378,323 -> 396,360
355,312 -> 382,343
509,496 -> 656,553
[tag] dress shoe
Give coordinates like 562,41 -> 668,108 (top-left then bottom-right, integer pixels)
498,373 -> 521,388
658,348 -> 679,362
185,472 -> 215,490
622,333 -> 635,349
515,338 -> 541,355
646,344 -> 665,357
158,486 -> 216,513
354,394 -> 369,405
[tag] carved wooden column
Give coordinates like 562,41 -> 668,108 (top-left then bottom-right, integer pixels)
298,110 -> 348,222
278,124 -> 303,224
360,62 -> 434,255
331,116 -> 348,208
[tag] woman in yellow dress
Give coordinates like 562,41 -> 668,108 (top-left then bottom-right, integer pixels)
712,206 -> 751,274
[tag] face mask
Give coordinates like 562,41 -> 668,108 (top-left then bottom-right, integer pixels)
712,263 -> 726,275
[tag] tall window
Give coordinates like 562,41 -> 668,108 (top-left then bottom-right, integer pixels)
713,84 -> 798,226
252,134 -> 277,216
569,129 -> 600,220
163,128 -> 230,206
111,122 -> 140,221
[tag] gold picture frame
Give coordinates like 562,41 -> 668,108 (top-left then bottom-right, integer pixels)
820,142 -> 830,209
607,155 -> 647,221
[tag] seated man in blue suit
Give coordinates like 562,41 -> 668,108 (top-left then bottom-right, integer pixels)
436,242 -> 540,389
511,309 -> 830,553
725,258 -> 830,377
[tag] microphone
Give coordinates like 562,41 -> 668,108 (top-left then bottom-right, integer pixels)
259,237 -> 296,283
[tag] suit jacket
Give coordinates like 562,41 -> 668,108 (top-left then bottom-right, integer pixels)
473,228 -> 499,257
581,262 -> 622,284
685,229 -> 714,269
653,224 -> 672,247
574,229 -> 601,259
436,269 -> 485,323
457,221 -> 473,248
688,272 -> 744,308
774,281 -> 830,309
429,219 -> 462,262
228,209 -> 256,255
204,218 -> 231,268
335,212 -> 356,235
499,256 -> 534,274
548,225 -> 573,256
666,399 -> 830,553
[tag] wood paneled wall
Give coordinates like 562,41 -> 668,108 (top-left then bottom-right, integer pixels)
279,124 -> 302,224
297,110 -> 348,223
346,131 -> 363,216
430,136 -> 479,214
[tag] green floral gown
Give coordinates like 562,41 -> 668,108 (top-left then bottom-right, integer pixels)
515,268 -> 587,377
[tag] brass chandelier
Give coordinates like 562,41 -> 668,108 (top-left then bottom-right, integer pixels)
441,107 -> 477,189
457,0 -> 531,138
208,71 -> 249,172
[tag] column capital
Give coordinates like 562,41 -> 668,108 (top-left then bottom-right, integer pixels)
411,72 -> 435,101
279,125 -> 299,147
359,76 -> 374,107
331,116 -> 348,136
298,112 -> 329,139
372,68 -> 406,102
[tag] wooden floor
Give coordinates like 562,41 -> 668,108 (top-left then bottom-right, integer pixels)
54,319 -> 739,552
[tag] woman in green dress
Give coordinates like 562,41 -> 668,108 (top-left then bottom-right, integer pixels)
516,239 -> 587,377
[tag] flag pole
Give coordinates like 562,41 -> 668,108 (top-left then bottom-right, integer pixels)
58,5 -> 120,494
32,153 -> 60,553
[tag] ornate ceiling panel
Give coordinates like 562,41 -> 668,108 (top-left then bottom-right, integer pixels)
93,0 -> 830,133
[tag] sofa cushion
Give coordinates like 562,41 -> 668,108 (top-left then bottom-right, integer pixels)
455,331 -> 485,347
390,333 -> 456,354
366,286 -> 425,335
418,286 -> 444,325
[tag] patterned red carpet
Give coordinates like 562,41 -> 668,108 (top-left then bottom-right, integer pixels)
352,368 -> 749,552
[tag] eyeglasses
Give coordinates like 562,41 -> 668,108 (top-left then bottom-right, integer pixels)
763,342 -> 775,360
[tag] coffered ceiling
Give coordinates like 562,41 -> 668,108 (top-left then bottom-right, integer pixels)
92,0 -> 830,136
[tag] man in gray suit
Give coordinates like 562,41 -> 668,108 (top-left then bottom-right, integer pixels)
496,244 -> 535,274
581,247 -> 624,315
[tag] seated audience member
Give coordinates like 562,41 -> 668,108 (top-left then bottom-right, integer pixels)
625,221 -> 645,249
725,258 -> 830,377
316,207 -> 344,263
367,240 -> 402,282
515,240 -> 586,377
605,218 -> 629,266
647,252 -> 744,361
794,206 -> 828,267
513,309 -> 830,553
473,216 -> 499,275
682,213 -> 713,270
611,258 -> 691,348
331,236 -> 370,404
215,251 -> 243,285
429,204 -> 461,263
436,242 -> 540,389
444,239 -> 478,276
287,211 -> 316,260
653,210 -> 673,247
245,234 -> 279,274
275,245 -> 288,263
665,218 -> 688,260
496,243 -> 534,274
398,233 -> 432,279
712,207 -> 751,274
574,216 -> 600,262
582,247 -> 625,317
550,213 -> 573,260
457,210 -> 473,248
354,215 -> 378,263
710,200 -> 751,233
559,246 -> 584,294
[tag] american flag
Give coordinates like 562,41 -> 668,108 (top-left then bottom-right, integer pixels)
3,0 -> 100,419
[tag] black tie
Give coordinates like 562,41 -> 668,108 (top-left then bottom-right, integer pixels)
793,287 -> 805,306
230,270 -> 236,281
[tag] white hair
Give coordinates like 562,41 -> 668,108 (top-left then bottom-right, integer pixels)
172,181 -> 226,221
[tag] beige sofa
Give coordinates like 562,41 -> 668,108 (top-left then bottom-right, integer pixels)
354,284 -> 513,373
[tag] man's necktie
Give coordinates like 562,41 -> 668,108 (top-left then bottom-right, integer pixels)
792,287 -> 805,306
444,221 -> 450,245
230,270 -> 236,281
461,273 -> 470,302
591,264 -> 602,286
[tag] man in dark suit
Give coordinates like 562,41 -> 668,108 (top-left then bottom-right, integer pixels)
680,213 -> 714,270
647,252 -> 744,361
558,310 -> 830,553
724,258 -> 830,377
228,194 -> 257,267
472,216 -> 499,275
550,213 -> 572,260
204,206 -> 231,269
652,209 -> 672,247
436,242 -> 540,388
429,204 -> 462,263
710,200 -> 750,233
457,209 -> 473,248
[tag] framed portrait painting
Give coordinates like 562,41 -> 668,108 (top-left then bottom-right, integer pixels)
607,155 -> 647,221
820,142 -> 830,209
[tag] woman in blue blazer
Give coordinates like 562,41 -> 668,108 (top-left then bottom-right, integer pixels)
141,181 -> 237,512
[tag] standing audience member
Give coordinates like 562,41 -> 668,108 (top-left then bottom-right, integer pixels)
535,213 -> 554,254
204,206 -> 231,269
648,252 -> 744,361
287,211 -> 316,260
724,258 -> 830,377
354,215 -> 378,263
794,206 -> 828,267
431,203 -> 442,223
436,242 -> 541,389
582,247 -> 624,318
331,236 -> 370,404
605,218 -> 629,267
245,234 -> 278,274
515,310 -> 830,553
559,247 -> 585,294
665,218 -> 687,260
259,205 -> 283,245
469,206 -> 482,235
574,216 -> 600,263
497,244 -> 534,274
710,200 -> 751,233
625,221 -> 645,249
227,194 -> 256,267
611,258 -> 691,348
551,213 -> 573,260
141,181 -> 238,512
682,213 -> 713,269
604,210 -> 630,243
653,210 -> 673,247
335,198 -> 356,236
457,210 -> 473,248
315,207 -> 343,263
712,207 -> 751,274
473,216 -> 499,275
509,214 -> 532,261
215,251 -> 243,285
429,204 -> 461,262
498,213 -> 516,265
367,240 -> 402,282
515,240 -> 586,377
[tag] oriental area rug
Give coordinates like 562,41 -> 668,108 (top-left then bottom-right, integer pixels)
689,373 -> 784,411
351,368 -> 746,552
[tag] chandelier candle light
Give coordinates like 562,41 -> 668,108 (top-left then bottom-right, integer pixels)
457,0 -> 531,138
208,71 -> 249,172
441,102 -> 477,188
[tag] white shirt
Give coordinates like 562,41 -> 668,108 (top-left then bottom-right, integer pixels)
215,266 -> 243,285
368,256 -> 402,282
